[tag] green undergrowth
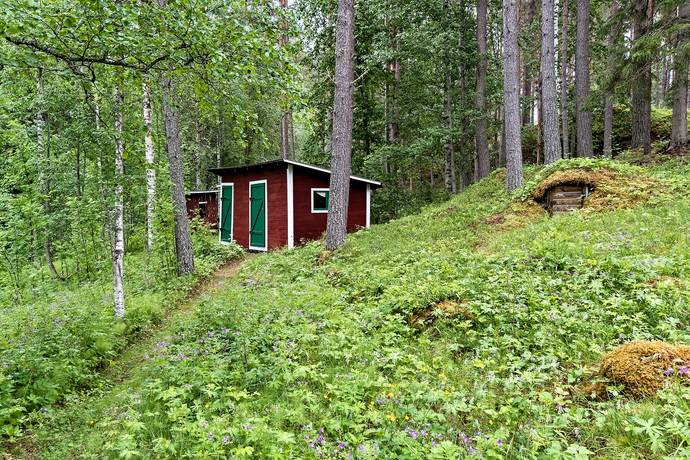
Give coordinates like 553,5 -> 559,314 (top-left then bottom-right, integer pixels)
0,226 -> 243,439
20,157 -> 690,459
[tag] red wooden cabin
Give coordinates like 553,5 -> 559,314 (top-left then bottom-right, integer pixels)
209,159 -> 381,251
185,190 -> 219,228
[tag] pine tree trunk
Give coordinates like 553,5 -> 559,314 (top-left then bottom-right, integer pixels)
443,66 -> 456,192
521,0 -> 536,126
603,0 -> 620,158
541,0 -> 561,163
113,81 -> 125,319
504,0 -> 523,191
195,122 -> 203,189
143,83 -> 156,251
575,0 -> 593,157
631,0 -> 652,155
671,3 -> 690,148
475,0 -> 491,178
326,0 -> 355,251
161,76 -> 195,274
559,0 -> 570,158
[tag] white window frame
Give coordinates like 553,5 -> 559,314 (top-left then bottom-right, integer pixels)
248,179 -> 268,252
311,188 -> 330,214
218,182 -> 234,244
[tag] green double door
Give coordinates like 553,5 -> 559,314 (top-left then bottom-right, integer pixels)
249,182 -> 266,249
220,185 -> 233,243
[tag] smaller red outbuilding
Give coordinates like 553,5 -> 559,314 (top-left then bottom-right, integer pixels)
209,159 -> 382,251
185,190 -> 219,228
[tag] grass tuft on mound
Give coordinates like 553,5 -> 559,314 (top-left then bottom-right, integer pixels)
599,341 -> 690,398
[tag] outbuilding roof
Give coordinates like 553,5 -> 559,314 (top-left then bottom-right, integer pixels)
209,159 -> 382,187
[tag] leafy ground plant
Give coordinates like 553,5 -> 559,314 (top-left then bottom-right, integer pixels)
9,157 -> 690,459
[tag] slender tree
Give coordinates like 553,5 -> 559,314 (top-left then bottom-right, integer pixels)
575,0 -> 593,157
442,0 -> 457,193
143,82 -> 156,251
325,0 -> 355,250
36,68 -> 61,278
603,0 -> 620,157
559,0 -> 570,158
279,0 -> 292,159
631,0 -> 653,155
113,79 -> 125,319
504,0 -> 523,190
475,0 -> 491,178
671,2 -> 690,148
540,0 -> 561,163
161,76 -> 195,274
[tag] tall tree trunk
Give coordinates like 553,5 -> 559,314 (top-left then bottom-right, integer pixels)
575,0 -> 593,157
671,3 -> 690,148
195,121 -> 203,189
143,83 -> 156,251
279,0 -> 292,160
442,0 -> 456,193
559,0 -> 570,158
603,0 -> 620,157
521,0 -> 536,125
475,0 -> 491,178
113,81 -> 125,319
541,0 -> 561,163
631,0 -> 653,155
504,0 -> 523,190
36,68 -> 60,278
326,0 -> 355,251
161,76 -> 195,274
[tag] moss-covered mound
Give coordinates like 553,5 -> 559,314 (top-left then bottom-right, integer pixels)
599,341 -> 690,398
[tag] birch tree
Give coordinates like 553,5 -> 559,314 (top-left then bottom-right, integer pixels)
326,0 -> 355,250
113,80 -> 125,319
143,83 -> 156,251
504,0 -> 523,190
540,0 -> 561,163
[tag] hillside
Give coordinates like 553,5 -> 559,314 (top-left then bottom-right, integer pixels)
16,156 -> 690,459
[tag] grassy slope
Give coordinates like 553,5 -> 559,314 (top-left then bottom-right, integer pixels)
26,158 -> 690,459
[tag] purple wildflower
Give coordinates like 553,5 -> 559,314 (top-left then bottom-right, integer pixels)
338,442 -> 346,450
317,434 -> 325,445
664,367 -> 675,377
207,433 -> 215,441
497,439 -> 503,446
678,366 -> 690,376
222,435 -> 230,445
243,424 -> 252,431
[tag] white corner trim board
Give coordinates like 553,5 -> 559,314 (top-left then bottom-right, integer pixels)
366,184 -> 371,228
287,165 -> 294,249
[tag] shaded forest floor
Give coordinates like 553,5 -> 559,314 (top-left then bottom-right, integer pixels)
3,257 -> 248,459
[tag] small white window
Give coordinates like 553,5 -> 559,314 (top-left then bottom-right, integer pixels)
311,188 -> 330,213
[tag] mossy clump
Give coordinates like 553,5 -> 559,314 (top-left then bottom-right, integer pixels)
599,341 -> 690,398
410,299 -> 473,329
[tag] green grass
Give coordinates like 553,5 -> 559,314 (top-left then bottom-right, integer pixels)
12,157 -> 690,459
0,225 -> 243,440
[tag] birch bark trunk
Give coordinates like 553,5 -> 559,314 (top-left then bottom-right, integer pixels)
143,83 -> 156,251
326,0 -> 355,251
504,0 -> 523,190
113,81 -> 125,319
540,0 -> 561,163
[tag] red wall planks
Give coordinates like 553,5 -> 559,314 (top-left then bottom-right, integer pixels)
185,192 -> 219,228
219,164 -> 288,250
218,162 -> 370,250
292,167 -> 367,246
